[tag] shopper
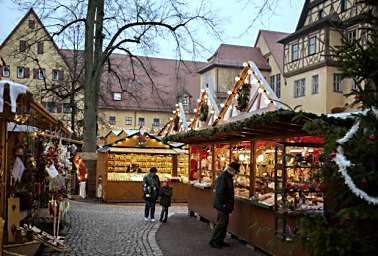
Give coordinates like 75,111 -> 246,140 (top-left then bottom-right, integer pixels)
143,167 -> 160,221
209,162 -> 240,249
159,179 -> 172,223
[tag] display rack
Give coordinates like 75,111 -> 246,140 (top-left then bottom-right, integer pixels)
273,142 -> 324,240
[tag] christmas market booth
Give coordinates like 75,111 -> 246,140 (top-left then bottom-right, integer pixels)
97,129 -> 189,203
164,62 -> 326,256
165,110 -> 325,256
0,80 -> 77,253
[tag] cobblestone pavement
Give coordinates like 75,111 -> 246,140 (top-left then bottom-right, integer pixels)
41,200 -> 187,256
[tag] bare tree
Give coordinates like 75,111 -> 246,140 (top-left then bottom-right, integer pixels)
12,0 -> 219,195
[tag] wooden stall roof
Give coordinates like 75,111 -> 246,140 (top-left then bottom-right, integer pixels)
0,81 -> 70,136
163,110 -> 340,144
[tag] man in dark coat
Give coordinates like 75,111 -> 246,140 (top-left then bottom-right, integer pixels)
209,162 -> 240,248
143,167 -> 160,221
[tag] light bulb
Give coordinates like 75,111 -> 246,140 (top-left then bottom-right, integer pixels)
264,98 -> 271,105
210,110 -> 215,114
235,76 -> 240,82
220,103 -> 225,108
197,99 -> 201,103
201,89 -> 205,93
194,109 -> 197,112
243,62 -> 248,67
258,88 -> 264,94
251,78 -> 259,84
175,104 -> 179,107
227,90 -> 232,95
247,69 -> 253,75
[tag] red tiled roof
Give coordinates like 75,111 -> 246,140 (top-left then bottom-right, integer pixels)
198,44 -> 270,73
255,30 -> 289,73
60,49 -> 204,113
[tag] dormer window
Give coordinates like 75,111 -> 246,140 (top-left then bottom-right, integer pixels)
112,92 -> 122,101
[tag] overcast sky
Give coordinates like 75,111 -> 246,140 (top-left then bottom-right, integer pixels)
0,0 -> 304,61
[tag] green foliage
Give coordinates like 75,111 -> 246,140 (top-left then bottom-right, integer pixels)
199,104 -> 208,122
236,83 -> 251,111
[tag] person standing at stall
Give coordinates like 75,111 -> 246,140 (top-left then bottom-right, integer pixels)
159,179 -> 172,223
143,167 -> 160,221
209,162 -> 240,249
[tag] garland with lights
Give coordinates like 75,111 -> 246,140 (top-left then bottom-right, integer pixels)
199,103 -> 209,122
236,83 -> 251,112
333,107 -> 378,205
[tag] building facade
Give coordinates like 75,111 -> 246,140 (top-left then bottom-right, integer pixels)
279,0 -> 370,114
0,9 -> 83,136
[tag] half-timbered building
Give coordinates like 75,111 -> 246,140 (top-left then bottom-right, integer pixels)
279,0 -> 371,114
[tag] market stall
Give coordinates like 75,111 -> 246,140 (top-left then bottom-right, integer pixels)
0,80 -> 75,253
97,129 -> 189,203
164,62 -> 325,256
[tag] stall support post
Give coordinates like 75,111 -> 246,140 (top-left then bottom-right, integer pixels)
0,119 -> 6,219
211,145 -> 215,188
172,154 -> 178,177
250,140 -> 256,197
199,145 -> 202,184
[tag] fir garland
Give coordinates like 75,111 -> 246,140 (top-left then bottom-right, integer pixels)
199,103 -> 209,122
236,83 -> 251,112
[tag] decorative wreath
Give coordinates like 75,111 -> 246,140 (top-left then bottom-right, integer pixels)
199,103 -> 209,122
173,115 -> 180,131
236,83 -> 251,112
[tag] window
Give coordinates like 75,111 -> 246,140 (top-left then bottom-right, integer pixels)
333,74 -> 343,93
308,36 -> 317,55
37,42 -> 44,54
112,92 -> 122,101
125,116 -> 132,125
109,116 -> 116,125
17,66 -> 25,79
2,65 -> 10,77
56,103 -> 63,113
318,9 -> 325,19
312,75 -> 319,94
52,69 -> 60,81
138,117 -> 145,127
346,29 -> 357,44
351,79 -> 357,90
46,102 -> 57,113
63,103 -> 72,113
38,68 -> 45,80
270,74 -> 281,98
152,118 -> 160,127
291,43 -> 299,61
294,79 -> 306,98
28,20 -> 35,29
182,96 -> 189,106
19,40 -> 27,52
340,0 -> 347,12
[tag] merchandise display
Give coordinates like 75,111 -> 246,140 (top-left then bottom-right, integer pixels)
107,153 -> 173,181
177,154 -> 189,183
189,145 -> 212,188
232,142 -> 251,199
214,144 -> 230,178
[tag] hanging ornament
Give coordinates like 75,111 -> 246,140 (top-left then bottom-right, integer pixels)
368,134 -> 377,141
236,83 -> 251,112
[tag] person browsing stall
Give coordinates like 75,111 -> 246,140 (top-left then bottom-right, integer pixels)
209,162 -> 240,249
143,167 -> 160,221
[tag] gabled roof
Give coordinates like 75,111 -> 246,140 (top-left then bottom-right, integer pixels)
254,30 -> 289,73
61,49 -> 204,113
296,0 -> 311,31
0,8 -> 71,70
198,44 -> 270,73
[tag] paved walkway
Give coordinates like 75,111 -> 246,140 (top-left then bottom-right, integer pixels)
41,200 -> 264,256
156,214 -> 265,256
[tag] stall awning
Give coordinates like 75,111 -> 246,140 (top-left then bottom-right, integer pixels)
163,110 -> 328,144
105,147 -> 178,154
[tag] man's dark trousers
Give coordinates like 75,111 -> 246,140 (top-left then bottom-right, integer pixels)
210,210 -> 229,245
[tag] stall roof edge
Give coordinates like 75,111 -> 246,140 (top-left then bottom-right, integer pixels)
163,110 -> 349,144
